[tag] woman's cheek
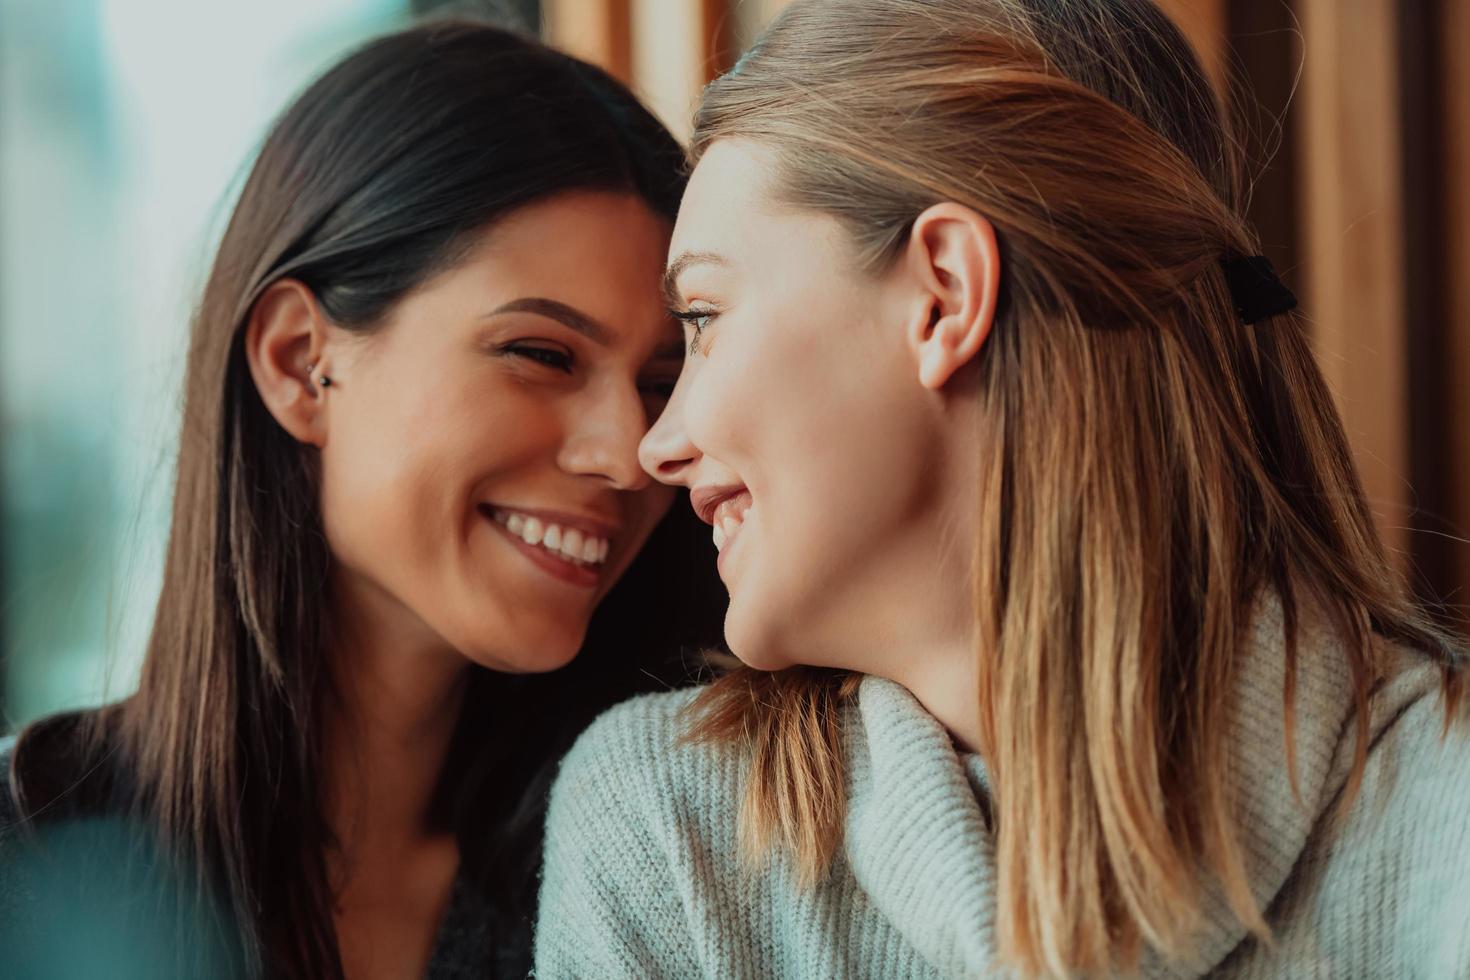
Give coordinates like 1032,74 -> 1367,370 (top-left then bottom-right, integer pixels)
679,358 -> 734,454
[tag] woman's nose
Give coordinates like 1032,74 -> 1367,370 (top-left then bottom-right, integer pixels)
639,376 -> 698,486
559,381 -> 652,491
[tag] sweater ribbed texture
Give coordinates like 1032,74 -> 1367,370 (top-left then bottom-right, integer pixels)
535,600 -> 1470,978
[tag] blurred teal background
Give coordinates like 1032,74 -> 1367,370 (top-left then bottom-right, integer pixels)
0,0 -> 540,729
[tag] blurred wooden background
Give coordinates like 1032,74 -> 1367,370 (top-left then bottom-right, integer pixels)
536,0 -> 1470,634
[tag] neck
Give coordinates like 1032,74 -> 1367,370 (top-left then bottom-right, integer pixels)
854,414 -> 983,751
869,576 -> 982,752
322,571 -> 470,861
828,519 -> 982,749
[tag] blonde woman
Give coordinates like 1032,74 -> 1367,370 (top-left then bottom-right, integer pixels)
534,1 -> 1470,977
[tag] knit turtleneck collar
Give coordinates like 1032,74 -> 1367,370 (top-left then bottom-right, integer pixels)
840,596 -> 1433,978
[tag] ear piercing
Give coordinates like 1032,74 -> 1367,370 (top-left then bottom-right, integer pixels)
307,363 -> 332,389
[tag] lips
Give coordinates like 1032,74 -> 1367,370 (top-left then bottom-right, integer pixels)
710,492 -> 751,553
690,484 -> 749,526
487,506 -> 611,565
689,484 -> 753,565
476,502 -> 620,589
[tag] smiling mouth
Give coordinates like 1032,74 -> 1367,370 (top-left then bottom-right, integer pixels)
690,485 -> 752,556
484,506 -> 611,566
710,492 -> 752,554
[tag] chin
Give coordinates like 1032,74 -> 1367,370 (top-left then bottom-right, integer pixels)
722,610 -> 795,673
469,648 -> 579,675
461,630 -> 585,675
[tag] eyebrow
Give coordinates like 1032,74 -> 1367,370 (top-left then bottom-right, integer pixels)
486,297 -> 610,345
662,251 -> 727,308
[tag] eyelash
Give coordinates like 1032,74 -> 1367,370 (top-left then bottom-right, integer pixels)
671,307 -> 717,354
506,342 -> 676,402
505,344 -> 573,373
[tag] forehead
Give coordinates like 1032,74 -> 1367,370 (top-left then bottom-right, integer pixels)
671,140 -> 784,256
444,190 -> 674,320
671,139 -> 858,276
487,190 -> 671,283
384,190 -> 679,351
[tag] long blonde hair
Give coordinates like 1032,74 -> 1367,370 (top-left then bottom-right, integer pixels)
681,1 -> 1466,976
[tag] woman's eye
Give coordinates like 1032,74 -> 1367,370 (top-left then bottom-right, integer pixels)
506,344 -> 573,373
671,307 -> 718,354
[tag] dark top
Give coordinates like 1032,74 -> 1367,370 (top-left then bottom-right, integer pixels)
0,735 -> 528,978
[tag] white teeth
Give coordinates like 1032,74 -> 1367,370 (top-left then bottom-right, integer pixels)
711,499 -> 751,555
490,508 -> 610,566
522,517 -> 545,546
714,515 -> 743,553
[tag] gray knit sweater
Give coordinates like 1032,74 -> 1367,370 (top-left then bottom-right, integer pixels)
535,602 -> 1470,978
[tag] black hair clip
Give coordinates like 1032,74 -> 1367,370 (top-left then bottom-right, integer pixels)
1221,253 -> 1297,324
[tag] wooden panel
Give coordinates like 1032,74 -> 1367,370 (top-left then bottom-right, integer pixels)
1226,0 -> 1302,280
754,0 -> 795,21
1445,0 -> 1470,618
698,0 -> 734,81
1296,0 -> 1410,562
631,0 -> 732,141
543,0 -> 633,83
733,0 -> 793,52
1154,0 -> 1228,92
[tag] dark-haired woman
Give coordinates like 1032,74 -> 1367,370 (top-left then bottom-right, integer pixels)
0,19 -> 722,979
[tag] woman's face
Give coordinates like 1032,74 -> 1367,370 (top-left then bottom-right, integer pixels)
641,141 -> 961,672
319,191 -> 681,673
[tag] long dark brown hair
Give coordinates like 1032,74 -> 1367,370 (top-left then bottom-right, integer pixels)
6,19 -> 723,978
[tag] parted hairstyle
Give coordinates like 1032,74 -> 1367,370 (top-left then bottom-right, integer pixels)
5,19 -> 724,979
682,1 -> 1467,976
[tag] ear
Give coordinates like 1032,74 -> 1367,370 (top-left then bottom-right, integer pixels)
901,203 -> 1001,390
244,279 -> 331,447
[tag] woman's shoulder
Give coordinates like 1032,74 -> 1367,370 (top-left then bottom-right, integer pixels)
1306,651 -> 1470,887
574,685 -> 701,746
548,686 -> 748,825
0,711 -> 127,826
536,687 -> 748,952
536,687 -> 741,976
1265,654 -> 1470,971
1359,652 -> 1470,807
